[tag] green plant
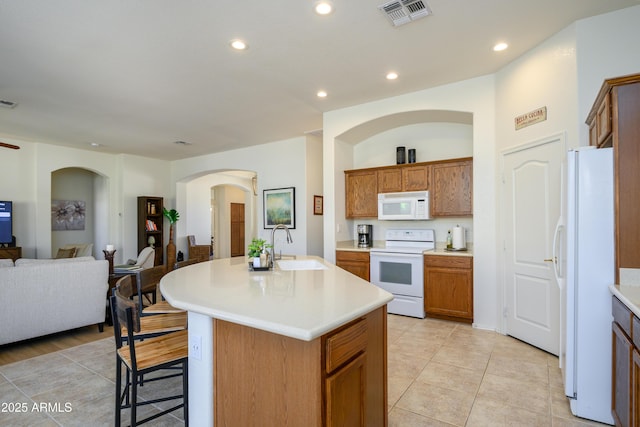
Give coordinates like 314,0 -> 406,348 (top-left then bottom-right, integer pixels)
248,238 -> 272,258
162,207 -> 180,224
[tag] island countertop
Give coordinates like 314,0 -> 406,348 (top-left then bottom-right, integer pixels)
160,255 -> 393,341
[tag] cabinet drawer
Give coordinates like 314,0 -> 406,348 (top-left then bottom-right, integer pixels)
613,296 -> 633,337
335,250 -> 369,263
424,255 -> 472,269
325,319 -> 367,374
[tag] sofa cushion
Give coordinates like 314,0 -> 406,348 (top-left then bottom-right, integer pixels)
61,243 -> 93,257
15,256 -> 96,267
0,259 -> 14,268
55,247 -> 76,259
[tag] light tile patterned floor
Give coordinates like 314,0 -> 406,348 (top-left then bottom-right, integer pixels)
0,315 -> 609,426
387,314 -> 608,426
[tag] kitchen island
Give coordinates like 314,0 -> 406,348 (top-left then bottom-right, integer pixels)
160,255 -> 393,426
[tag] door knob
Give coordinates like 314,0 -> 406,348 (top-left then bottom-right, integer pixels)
544,257 -> 557,263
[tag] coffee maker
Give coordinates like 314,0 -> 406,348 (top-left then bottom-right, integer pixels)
357,224 -> 373,248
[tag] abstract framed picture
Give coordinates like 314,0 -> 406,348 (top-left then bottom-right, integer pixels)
51,199 -> 86,231
263,187 -> 295,229
313,195 -> 323,215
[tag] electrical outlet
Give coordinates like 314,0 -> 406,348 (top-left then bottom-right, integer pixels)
191,334 -> 202,360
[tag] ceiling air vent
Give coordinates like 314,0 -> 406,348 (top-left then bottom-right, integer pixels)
379,0 -> 432,27
0,99 -> 18,109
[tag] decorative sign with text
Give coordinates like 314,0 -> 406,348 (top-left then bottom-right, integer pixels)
515,107 -> 547,130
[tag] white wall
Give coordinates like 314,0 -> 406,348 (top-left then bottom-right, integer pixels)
172,137 -> 310,258
51,167 -> 97,255
576,5 -> 640,144
305,134 -> 324,257
323,75 -> 497,330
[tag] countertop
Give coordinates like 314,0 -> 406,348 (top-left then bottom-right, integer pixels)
610,284 -> 640,319
160,255 -> 393,342
336,240 -> 473,257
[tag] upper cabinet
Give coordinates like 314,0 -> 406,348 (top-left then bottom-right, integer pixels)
345,158 -> 471,219
345,169 -> 378,218
430,158 -> 473,217
587,73 -> 640,282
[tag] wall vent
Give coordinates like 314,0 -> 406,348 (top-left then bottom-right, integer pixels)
379,0 -> 432,27
0,99 -> 18,109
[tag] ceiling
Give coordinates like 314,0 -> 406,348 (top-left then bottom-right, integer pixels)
0,1 -> 638,161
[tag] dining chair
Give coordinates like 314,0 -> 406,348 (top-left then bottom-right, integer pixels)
113,276 -> 186,341
110,289 -> 189,426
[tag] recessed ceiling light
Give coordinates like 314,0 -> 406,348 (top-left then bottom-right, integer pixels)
89,142 -> 101,147
314,1 -> 333,15
230,39 -> 248,50
317,90 -> 328,98
386,72 -> 398,80
493,42 -> 508,52
174,140 -> 192,146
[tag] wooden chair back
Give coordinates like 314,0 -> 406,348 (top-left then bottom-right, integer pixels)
187,235 -> 210,262
113,276 -> 141,334
139,264 -> 166,294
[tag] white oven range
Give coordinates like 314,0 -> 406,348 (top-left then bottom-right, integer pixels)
370,229 -> 435,318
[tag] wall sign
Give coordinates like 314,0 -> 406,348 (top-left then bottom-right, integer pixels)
515,107 -> 547,130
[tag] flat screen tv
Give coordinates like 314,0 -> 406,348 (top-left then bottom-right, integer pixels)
0,201 -> 13,244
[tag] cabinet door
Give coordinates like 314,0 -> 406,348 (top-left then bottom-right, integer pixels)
633,348 -> 640,427
377,168 -> 402,193
402,164 -> 429,191
335,251 -> 370,281
596,91 -> 612,147
613,321 -> 633,427
431,160 -> 473,217
424,256 -> 473,322
326,353 -> 366,427
345,170 -> 378,218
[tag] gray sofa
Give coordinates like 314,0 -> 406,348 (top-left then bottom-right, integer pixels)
0,256 -> 109,345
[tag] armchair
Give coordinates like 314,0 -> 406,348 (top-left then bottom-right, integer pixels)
187,235 -> 210,263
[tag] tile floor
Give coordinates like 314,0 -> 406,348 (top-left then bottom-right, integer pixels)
0,315 -> 608,426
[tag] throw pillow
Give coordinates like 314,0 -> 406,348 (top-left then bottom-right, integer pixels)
55,247 -> 76,259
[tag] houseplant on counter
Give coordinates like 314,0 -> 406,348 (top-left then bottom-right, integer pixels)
163,207 -> 180,271
248,238 -> 272,269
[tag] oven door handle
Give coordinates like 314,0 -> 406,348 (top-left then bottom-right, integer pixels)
370,252 -> 424,259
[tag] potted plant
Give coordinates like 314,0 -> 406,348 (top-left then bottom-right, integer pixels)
248,238 -> 272,268
163,207 -> 180,271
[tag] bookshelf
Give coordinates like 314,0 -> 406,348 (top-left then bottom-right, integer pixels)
137,196 -> 164,266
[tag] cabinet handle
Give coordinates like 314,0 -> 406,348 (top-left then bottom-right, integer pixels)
543,257 -> 556,263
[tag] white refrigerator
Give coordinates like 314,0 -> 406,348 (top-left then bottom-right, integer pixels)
562,146 -> 614,425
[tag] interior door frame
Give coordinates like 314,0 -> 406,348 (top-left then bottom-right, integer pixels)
498,132 -> 566,336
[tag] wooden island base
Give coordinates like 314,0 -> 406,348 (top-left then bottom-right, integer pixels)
213,306 -> 388,427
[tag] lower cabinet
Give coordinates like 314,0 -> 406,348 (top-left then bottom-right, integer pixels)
612,296 -> 634,426
214,306 -> 387,426
424,255 -> 473,323
336,250 -> 370,281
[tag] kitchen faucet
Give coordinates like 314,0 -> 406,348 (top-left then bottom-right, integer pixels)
270,224 -> 293,267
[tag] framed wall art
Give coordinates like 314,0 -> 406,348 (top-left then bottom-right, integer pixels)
313,195 -> 323,215
51,199 -> 86,231
263,187 -> 295,229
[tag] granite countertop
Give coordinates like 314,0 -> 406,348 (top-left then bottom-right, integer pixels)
336,240 -> 473,257
160,255 -> 393,342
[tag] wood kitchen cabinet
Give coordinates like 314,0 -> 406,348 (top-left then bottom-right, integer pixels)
612,296 -> 633,426
214,306 -> 387,426
345,158 -> 469,219
336,250 -> 370,281
587,74 -> 640,283
430,158 -> 473,217
377,164 -> 430,193
345,169 -> 378,218
424,255 -> 473,323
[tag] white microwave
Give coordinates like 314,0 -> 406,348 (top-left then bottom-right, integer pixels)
378,191 -> 431,220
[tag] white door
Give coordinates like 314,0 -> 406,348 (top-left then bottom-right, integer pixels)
502,134 -> 563,355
